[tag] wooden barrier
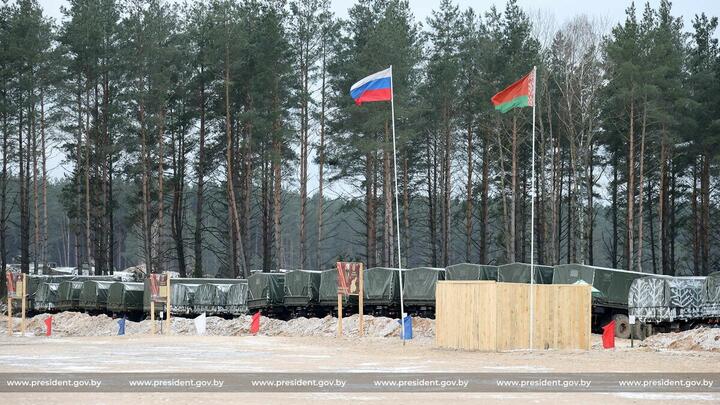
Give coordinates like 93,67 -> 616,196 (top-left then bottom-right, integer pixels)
436,281 -> 591,351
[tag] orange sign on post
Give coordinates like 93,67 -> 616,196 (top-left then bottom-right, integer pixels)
336,262 -> 365,337
149,274 -> 171,335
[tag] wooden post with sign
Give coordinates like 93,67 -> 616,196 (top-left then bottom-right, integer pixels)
149,274 -> 170,335
5,273 -> 26,336
336,262 -> 364,338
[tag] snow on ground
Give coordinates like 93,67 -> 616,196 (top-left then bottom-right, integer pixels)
1,311 -> 434,339
641,327 -> 720,352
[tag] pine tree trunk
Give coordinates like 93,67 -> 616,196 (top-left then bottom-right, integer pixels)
700,154 -> 710,275
383,120 -> 393,267
465,123 -> 473,262
84,89 -> 92,274
272,136 -> 283,270
427,136 -> 437,267
316,48 -> 327,269
157,109 -> 166,272
626,99 -> 635,271
479,132 -> 489,264
1,81 -> 8,293
193,75 -> 206,278
510,115 -> 517,263
611,154 -> 619,269
32,97 -> 39,273
365,152 -> 376,268
402,156 -> 410,267
442,105 -> 451,267
225,45 -> 247,277
636,102 -> 646,272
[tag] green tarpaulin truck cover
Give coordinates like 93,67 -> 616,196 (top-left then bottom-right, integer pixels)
445,263 -> 497,281
107,282 -> 145,313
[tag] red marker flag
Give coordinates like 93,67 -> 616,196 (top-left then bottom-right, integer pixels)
44,316 -> 53,337
602,320 -> 616,349
250,311 -> 261,335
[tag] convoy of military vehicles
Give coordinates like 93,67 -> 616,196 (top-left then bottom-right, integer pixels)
6,263 -> 720,338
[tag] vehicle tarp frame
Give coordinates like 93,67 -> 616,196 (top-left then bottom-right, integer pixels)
497,263 -> 554,285
445,263 -> 497,281
402,267 -> 445,305
247,272 -> 285,310
107,282 -> 145,313
284,270 -> 322,307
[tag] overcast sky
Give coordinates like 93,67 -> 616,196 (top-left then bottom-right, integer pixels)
37,0 -> 720,29
33,0 -> 720,199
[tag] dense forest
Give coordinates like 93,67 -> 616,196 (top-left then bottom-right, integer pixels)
0,0 -> 719,289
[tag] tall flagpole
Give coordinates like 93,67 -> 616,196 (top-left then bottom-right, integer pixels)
529,65 -> 537,350
389,65 -> 406,343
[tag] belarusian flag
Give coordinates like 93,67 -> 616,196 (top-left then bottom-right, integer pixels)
491,69 -> 535,113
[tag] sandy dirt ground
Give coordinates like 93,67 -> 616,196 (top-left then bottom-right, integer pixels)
1,314 -> 719,404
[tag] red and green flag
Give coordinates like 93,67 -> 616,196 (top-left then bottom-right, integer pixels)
491,69 -> 536,113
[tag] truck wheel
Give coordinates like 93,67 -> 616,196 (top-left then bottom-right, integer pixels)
613,314 -> 631,339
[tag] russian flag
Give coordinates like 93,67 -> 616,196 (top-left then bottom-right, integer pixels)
350,67 -> 392,105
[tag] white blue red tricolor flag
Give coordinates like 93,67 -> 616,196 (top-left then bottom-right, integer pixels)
350,67 -> 392,105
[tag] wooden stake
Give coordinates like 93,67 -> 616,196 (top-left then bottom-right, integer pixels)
150,301 -> 155,335
337,293 -> 343,337
359,264 -> 364,336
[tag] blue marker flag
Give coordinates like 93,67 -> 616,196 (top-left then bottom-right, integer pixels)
118,317 -> 126,336
398,315 -> 412,340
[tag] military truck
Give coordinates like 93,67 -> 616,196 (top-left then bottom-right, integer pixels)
57,281 -> 85,311
553,263 -> 648,338
363,267 -> 401,316
107,282 -> 145,318
194,283 -> 234,315
402,267 -> 445,318
445,263 -> 497,281
142,277 -> 244,315
318,269 -> 357,316
247,272 -> 287,318
284,270 -> 323,317
226,282 -> 249,315
34,282 -> 60,312
628,276 -> 706,337
79,280 -> 115,313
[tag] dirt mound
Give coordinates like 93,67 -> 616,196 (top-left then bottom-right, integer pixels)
641,327 -> 720,352
1,312 -> 435,339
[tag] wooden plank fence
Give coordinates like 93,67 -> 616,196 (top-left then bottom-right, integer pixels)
436,281 -> 591,351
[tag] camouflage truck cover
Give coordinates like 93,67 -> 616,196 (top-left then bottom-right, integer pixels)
170,283 -> 200,315
107,282 -> 145,313
702,272 -> 720,318
629,276 -> 706,322
227,282 -> 249,315
284,270 -> 322,307
402,267 -> 445,305
34,282 -> 59,312
445,263 -> 497,281
79,280 -> 115,311
194,283 -> 234,314
497,263 -> 554,284
143,277 -> 243,312
247,273 -> 285,310
18,275 -> 117,312
363,267 -> 400,305
554,264 -> 647,308
58,281 -> 85,311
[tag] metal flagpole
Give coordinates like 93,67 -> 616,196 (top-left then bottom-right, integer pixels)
529,66 -> 537,350
389,65 -> 406,344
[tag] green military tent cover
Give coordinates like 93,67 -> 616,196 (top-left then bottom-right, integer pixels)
247,272 -> 285,310
445,263 -> 498,281
702,272 -> 720,318
318,269 -> 355,307
79,281 -> 115,312
107,282 -> 145,313
226,282 -> 249,315
34,282 -> 59,312
497,263 -> 554,284
58,281 -> 85,311
363,267 -> 400,306
284,270 -> 322,307
402,267 -> 445,305
553,263 -> 647,307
